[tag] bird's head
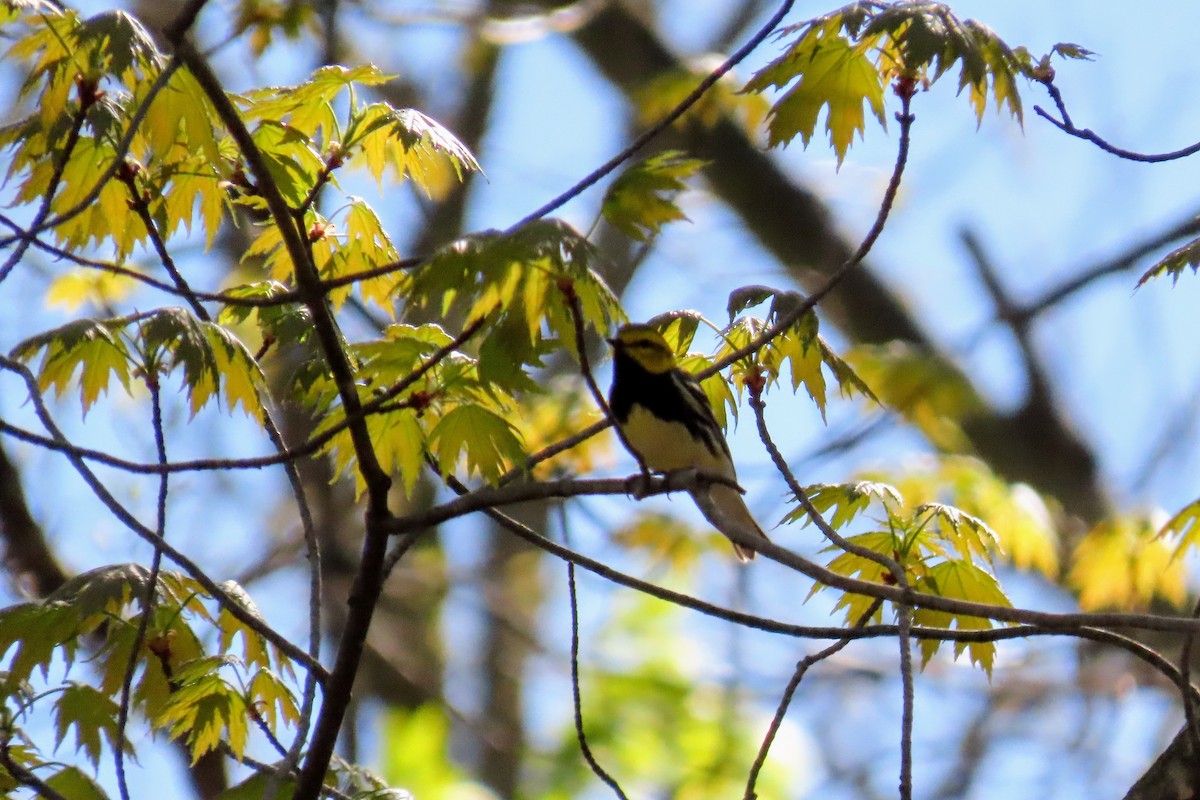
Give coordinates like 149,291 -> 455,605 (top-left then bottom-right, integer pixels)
607,324 -> 677,374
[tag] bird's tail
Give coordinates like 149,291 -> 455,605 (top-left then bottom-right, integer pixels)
691,484 -> 769,562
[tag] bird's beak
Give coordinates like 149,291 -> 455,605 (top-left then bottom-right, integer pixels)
605,337 -> 619,347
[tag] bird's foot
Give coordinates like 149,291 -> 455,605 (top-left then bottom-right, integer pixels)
661,467 -> 702,496
624,471 -> 655,499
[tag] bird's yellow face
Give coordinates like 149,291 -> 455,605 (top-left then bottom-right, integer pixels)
608,324 -> 677,374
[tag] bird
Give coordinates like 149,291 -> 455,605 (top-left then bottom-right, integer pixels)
606,323 -> 770,561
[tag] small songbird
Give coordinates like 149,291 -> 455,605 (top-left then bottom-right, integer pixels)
606,323 -> 770,561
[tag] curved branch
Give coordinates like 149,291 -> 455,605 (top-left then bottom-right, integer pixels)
1035,79 -> 1200,163
744,599 -> 882,800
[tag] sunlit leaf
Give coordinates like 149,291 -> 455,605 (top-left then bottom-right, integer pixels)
155,658 -> 249,763
743,18 -> 885,164
913,559 -> 1011,676
52,684 -> 125,769
782,481 -> 903,529
429,405 -> 524,484
45,269 -> 138,312
139,308 -> 268,422
43,766 -> 110,800
846,342 -> 983,451
602,151 -> 707,241
914,501 -> 999,564
9,318 -> 133,412
1069,517 -> 1186,610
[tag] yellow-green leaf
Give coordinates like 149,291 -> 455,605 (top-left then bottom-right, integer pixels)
429,404 -> 524,484
602,150 -> 708,241
10,318 -> 133,412
1069,517 -> 1186,611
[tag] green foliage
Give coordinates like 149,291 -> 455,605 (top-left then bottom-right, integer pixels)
743,15 -> 886,164
634,63 -> 769,132
53,684 -> 125,769
11,308 -> 268,422
240,64 -> 480,197
1160,496 -> 1200,557
428,404 -> 524,485
846,341 -> 984,451
610,511 -> 729,571
233,0 -> 320,57
792,480 -> 903,529
719,290 -> 876,420
539,593 -> 793,800
378,704 -> 465,800
1137,236 -> 1200,287
912,559 -> 1011,674
791,458 -> 1059,675
405,219 -> 622,363
601,150 -> 708,241
742,2 -> 1092,162
44,766 -> 110,800
0,566 -> 299,769
8,317 -> 132,411
155,656 -> 250,763
316,321 -> 531,494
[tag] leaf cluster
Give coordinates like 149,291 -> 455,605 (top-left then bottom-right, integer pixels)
741,1 -> 1092,163
0,565 -> 297,781
788,456 -> 1062,675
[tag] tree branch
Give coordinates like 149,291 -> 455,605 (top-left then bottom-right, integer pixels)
1035,78 -> 1200,163
568,561 -> 629,800
508,0 -> 795,230
743,599 -> 882,800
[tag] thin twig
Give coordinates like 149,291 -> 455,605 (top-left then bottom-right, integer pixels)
0,88 -> 91,285
568,562 -> 629,800
743,599 -> 882,800
508,0 -> 796,230
114,377 -> 171,800
897,601 -> 914,800
748,386 -> 906,585
381,530 -> 423,580
117,166 -> 211,321
1010,212 -> 1200,323
261,415 -> 323,778
1035,79 -> 1200,163
749,378 -> 914,800
162,0 -> 214,45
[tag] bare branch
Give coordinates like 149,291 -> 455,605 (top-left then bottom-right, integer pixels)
116,165 -> 211,321
568,562 -> 629,800
744,599 -> 882,800
115,377 -> 173,800
508,0 -> 796,230
1035,78 -> 1200,163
